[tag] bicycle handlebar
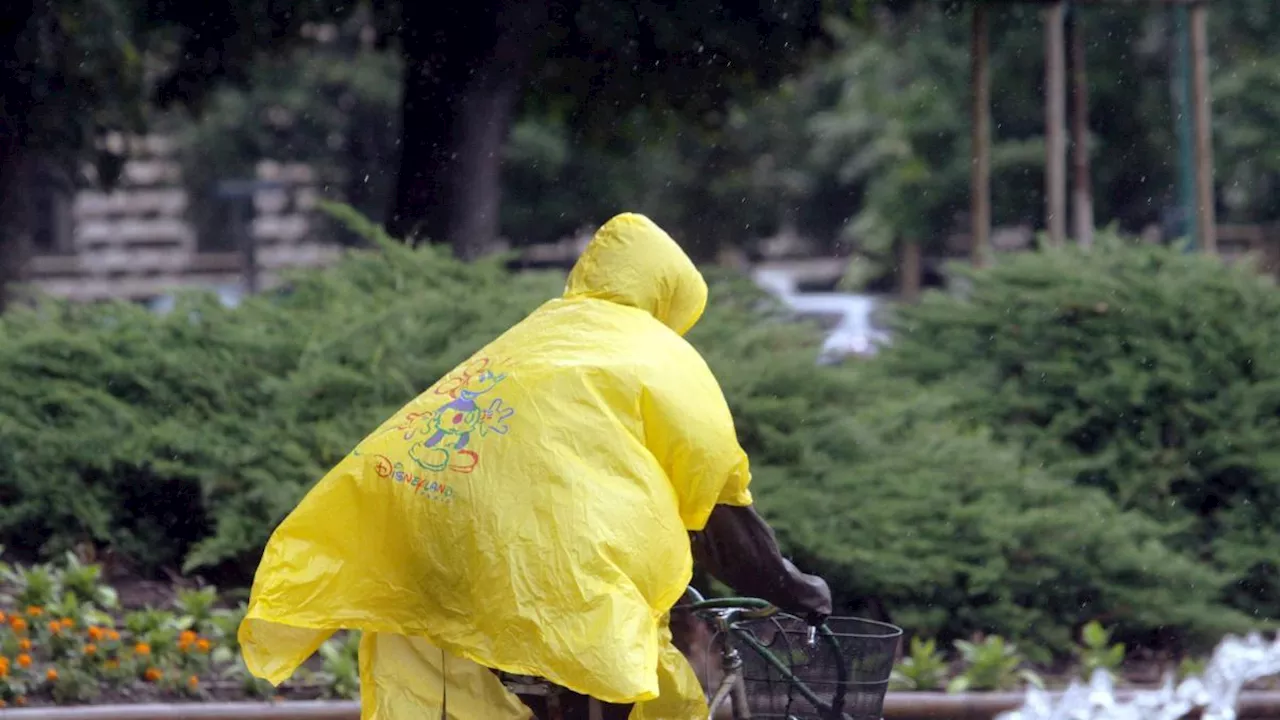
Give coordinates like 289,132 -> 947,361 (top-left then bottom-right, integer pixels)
682,595 -> 831,631
682,596 -> 775,612
678,596 -> 780,627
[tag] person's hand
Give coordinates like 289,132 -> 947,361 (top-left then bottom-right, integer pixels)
804,609 -> 829,628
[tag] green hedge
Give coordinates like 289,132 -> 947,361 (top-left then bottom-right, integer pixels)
877,232 -> 1280,623
691,275 -> 1249,655
0,216 -> 1253,656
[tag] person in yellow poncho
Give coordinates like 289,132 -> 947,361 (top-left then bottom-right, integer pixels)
239,212 -> 831,719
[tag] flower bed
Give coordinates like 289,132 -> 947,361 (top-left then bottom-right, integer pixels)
0,552 -> 357,708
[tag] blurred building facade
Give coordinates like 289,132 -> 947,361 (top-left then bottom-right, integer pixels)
26,134 -> 340,304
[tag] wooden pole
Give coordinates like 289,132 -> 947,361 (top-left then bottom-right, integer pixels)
900,238 -> 922,301
1045,1 -> 1067,246
971,2 -> 992,267
1069,4 -> 1094,246
1172,4 -> 1196,247
1189,0 -> 1217,254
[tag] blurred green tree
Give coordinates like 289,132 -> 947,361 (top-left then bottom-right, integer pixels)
0,0 -> 151,309
169,10 -> 402,246
1205,0 -> 1280,221
378,0 -> 851,257
0,0 -> 857,306
810,10 -> 976,287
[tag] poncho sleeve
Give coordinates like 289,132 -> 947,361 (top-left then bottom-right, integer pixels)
640,344 -> 753,532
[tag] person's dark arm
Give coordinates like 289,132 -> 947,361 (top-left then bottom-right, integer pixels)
689,504 -> 832,625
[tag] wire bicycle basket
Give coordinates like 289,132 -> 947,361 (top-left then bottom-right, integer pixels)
732,614 -> 902,720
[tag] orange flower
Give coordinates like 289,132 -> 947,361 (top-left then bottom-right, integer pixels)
179,630 -> 198,645
87,626 -> 103,641
59,617 -> 73,628
46,668 -> 59,682
14,695 -> 26,706
0,657 -> 10,678
0,699 -> 7,708
107,629 -> 121,642
0,610 -> 6,623
143,667 -> 163,682
48,620 -> 63,634
17,654 -> 32,669
85,644 -> 98,656
18,638 -> 31,652
134,642 -> 151,657
196,638 -> 212,653
25,606 -> 42,618
186,675 -> 200,690
10,617 -> 28,632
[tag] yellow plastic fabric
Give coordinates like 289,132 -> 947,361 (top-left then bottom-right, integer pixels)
359,633 -> 532,720
239,212 -> 754,719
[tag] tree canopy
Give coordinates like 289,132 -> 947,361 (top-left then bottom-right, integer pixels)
0,0 -> 862,302
5,0 -> 1280,300
0,0 -> 152,308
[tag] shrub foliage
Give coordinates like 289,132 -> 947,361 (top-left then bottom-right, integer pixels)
0,216 -> 1258,655
879,232 -> 1280,623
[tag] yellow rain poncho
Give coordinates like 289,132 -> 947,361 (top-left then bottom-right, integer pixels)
240,213 -> 754,719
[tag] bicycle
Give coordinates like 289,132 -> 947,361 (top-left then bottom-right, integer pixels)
677,587 -> 903,720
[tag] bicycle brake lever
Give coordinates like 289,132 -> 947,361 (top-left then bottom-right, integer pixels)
806,626 -> 817,647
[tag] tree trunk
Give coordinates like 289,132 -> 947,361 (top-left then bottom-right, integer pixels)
969,3 -> 992,268
387,1 -> 550,259
1044,1 -> 1067,247
0,1 -> 34,311
0,133 -> 33,312
1069,8 -> 1095,247
1189,3 -> 1217,254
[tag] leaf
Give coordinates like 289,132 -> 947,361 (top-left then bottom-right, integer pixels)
318,640 -> 342,664
1107,645 -> 1126,666
910,636 -> 937,658
889,668 -> 915,691
1082,621 -> 1108,648
211,646 -> 235,666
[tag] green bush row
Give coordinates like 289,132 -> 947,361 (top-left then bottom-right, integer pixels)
876,233 -> 1280,624
0,214 -> 1261,656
